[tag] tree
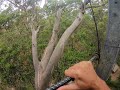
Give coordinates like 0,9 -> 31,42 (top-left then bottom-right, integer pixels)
2,0 -> 116,90
5,0 -> 92,89
96,0 -> 120,80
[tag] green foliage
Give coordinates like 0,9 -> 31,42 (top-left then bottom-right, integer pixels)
0,6 -> 19,29
0,29 -> 34,89
0,0 -> 119,89
0,8 -> 34,88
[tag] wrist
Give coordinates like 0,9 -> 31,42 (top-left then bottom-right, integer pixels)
91,77 -> 110,90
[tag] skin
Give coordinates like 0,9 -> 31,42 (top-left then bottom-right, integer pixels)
57,61 -> 110,90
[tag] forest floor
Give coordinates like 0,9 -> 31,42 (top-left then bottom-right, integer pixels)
111,68 -> 120,81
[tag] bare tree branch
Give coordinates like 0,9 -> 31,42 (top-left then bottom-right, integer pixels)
32,30 -> 39,70
36,25 -> 41,33
7,0 -> 19,7
38,1 -> 91,89
45,10 -> 84,75
27,15 -> 36,31
7,0 -> 25,10
45,2 -> 87,72
41,8 -> 63,71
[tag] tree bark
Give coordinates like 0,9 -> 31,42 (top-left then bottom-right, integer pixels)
38,1 -> 90,90
96,0 -> 120,80
41,8 -> 63,71
31,28 -> 42,90
32,30 -> 39,70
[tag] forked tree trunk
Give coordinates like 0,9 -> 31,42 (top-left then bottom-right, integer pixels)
30,0 -> 90,90
38,1 -> 90,90
38,8 -> 63,90
31,28 -> 43,90
32,8 -> 63,90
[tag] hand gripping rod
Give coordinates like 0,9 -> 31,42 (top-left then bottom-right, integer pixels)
46,54 -> 98,90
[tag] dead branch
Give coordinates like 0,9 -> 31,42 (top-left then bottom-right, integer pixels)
7,0 -> 19,7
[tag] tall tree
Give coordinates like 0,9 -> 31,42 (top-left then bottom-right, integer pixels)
3,0 -> 96,89
96,0 -> 120,80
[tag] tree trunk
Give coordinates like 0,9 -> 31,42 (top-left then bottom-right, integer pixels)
32,30 -> 41,90
96,0 -> 120,80
38,1 -> 91,90
32,30 -> 39,69
31,1 -> 90,90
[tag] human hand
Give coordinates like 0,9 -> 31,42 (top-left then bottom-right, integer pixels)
57,61 -> 110,90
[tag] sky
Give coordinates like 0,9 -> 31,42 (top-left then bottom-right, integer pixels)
40,0 -> 46,8
0,1 -> 10,11
0,0 -> 45,11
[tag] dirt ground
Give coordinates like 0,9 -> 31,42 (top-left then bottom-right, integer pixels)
111,68 -> 120,81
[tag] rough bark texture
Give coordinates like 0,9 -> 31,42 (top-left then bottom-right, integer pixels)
96,0 -> 120,80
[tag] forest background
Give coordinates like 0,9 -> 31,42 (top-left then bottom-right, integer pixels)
0,0 -> 120,90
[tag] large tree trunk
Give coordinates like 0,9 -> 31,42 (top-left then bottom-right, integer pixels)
96,0 -> 120,80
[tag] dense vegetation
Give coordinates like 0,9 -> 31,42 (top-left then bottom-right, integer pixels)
0,0 -> 120,89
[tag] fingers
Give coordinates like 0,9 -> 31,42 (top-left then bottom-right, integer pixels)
58,61 -> 97,90
65,69 -> 81,79
57,83 -> 80,90
78,61 -> 92,67
65,61 -> 92,78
